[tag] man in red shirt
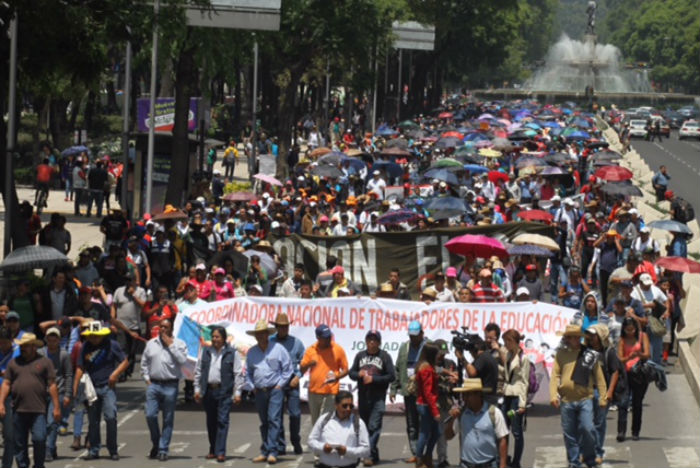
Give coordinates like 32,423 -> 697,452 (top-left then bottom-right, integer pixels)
35,158 -> 54,208
470,268 -> 505,303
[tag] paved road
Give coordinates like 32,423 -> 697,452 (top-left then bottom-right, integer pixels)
630,131 -> 700,210
32,358 -> 699,468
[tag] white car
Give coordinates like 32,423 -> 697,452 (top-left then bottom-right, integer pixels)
629,119 -> 648,138
679,120 -> 700,140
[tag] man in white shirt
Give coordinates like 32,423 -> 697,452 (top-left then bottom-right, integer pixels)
366,171 -> 386,200
630,273 -> 669,364
308,390 -> 370,468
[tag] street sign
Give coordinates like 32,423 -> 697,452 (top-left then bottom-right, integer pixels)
186,0 -> 281,31
391,21 -> 435,51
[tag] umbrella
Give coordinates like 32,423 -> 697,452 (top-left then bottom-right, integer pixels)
567,130 -> 590,140
586,141 -> 610,150
591,150 -> 622,162
516,157 -> 548,169
309,147 -> 331,158
340,156 -> 366,172
655,257 -> 700,274
463,164 -> 489,174
376,125 -> 398,137
431,209 -> 466,220
372,161 -> 403,178
242,250 -> 277,276
424,197 -> 468,213
377,209 -> 421,225
438,112 -> 453,119
318,151 -> 345,166
517,209 -> 554,222
398,120 -> 420,129
488,171 -> 509,184
445,234 -> 508,259
253,173 -> 283,186
442,131 -> 464,139
206,249 -> 250,277
478,148 -> 502,158
61,145 -> 90,157
594,166 -> 633,182
222,191 -> 257,202
381,146 -> 410,157
507,244 -> 554,257
423,168 -> 459,186
511,233 -> 560,252
151,207 -> 189,222
599,182 -> 643,197
541,166 -> 565,176
431,158 -> 464,169
385,138 -> 409,150
310,164 -> 344,178
545,153 -> 571,165
204,138 -> 226,147
647,220 -> 693,235
0,246 -> 69,273
436,137 -> 462,148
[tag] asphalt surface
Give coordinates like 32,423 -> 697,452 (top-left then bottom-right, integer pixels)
629,130 -> 700,210
23,356 -> 697,468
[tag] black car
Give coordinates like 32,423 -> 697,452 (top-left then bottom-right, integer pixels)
678,106 -> 699,119
663,110 -> 686,129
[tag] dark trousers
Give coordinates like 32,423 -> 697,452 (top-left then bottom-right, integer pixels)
73,188 -> 84,215
122,330 -> 140,376
502,397 -> 524,467
13,412 -> 45,468
618,372 -> 649,436
225,160 -> 235,179
404,394 -> 420,455
86,190 -> 104,217
203,388 -> 232,456
359,396 -> 385,462
278,386 -> 301,453
599,270 -> 612,308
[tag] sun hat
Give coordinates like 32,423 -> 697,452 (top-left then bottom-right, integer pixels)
270,313 -> 292,326
586,324 -> 611,348
246,319 -> 276,336
421,287 -> 437,299
15,333 -> 44,347
556,324 -> 584,337
81,321 -> 111,337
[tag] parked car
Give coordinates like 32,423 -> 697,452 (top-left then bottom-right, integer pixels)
629,119 -> 649,138
678,106 -> 699,120
679,120 -> 700,140
663,110 -> 686,129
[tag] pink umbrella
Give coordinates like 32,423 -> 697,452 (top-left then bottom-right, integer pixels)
655,256 -> 700,274
445,234 -> 508,259
253,173 -> 283,186
222,192 -> 257,202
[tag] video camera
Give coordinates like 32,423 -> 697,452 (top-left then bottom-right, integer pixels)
451,326 -> 483,354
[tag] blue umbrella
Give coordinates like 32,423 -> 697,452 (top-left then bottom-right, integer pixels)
425,196 -> 468,213
568,130 -> 590,140
507,244 -> 554,257
463,164 -> 489,174
61,145 -> 90,157
377,209 -> 421,225
376,125 -> 397,137
423,168 -> 459,185
372,160 -> 403,178
340,155 -> 366,172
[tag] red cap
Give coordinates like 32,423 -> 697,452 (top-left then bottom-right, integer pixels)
588,175 -> 596,183
331,265 -> 345,275
665,190 -> 674,200
404,183 -> 411,189
143,213 -> 152,221
186,279 -> 199,289
526,264 -> 537,271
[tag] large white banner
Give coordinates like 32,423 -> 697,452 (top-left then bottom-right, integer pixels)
173,297 -> 576,400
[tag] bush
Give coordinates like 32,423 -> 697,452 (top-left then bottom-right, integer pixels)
13,167 -> 34,185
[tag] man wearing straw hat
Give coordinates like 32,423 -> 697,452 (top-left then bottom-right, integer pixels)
0,333 -> 61,468
246,319 -> 293,465
444,378 -> 509,468
550,325 -> 607,468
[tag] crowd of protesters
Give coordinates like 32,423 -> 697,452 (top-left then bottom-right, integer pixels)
0,97 -> 694,468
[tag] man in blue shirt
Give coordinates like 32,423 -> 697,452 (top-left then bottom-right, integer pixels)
269,313 -> 305,456
0,328 -> 19,468
246,319 -> 293,465
651,165 -> 670,202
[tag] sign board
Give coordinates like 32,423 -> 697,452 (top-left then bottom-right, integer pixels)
136,97 -> 199,133
186,0 -> 281,31
392,21 -> 435,51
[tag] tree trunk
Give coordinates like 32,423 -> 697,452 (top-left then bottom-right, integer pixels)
105,78 -> 118,113
83,91 -> 97,136
275,68 -> 303,181
159,58 -> 174,97
165,44 -> 198,206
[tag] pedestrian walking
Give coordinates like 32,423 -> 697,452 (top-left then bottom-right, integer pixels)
269,313 -> 305,455
348,330 -> 395,466
42,327 -> 73,462
617,317 -> 651,442
501,329 -> 530,468
434,339 -> 458,468
246,320 -> 293,464
0,333 -> 61,468
141,319 -> 189,461
194,326 -> 243,463
415,342 -> 441,468
0,328 -> 18,468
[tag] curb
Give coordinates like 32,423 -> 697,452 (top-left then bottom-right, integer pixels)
679,339 -> 700,406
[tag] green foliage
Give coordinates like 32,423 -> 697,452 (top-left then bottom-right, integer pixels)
224,181 -> 252,194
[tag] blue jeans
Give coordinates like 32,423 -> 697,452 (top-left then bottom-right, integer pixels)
1,396 -> 13,468
502,397 -> 524,467
592,391 -> 608,459
277,386 -> 301,453
549,262 -> 566,304
560,399 -> 596,468
13,412 -> 46,468
416,404 -> 440,459
648,332 -> 663,364
359,397 -> 386,462
73,404 -> 85,438
87,385 -> 118,456
254,387 -> 283,457
46,399 -> 71,454
145,382 -> 179,455
203,387 -> 232,456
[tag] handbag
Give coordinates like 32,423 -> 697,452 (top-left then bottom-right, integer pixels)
647,315 -> 667,337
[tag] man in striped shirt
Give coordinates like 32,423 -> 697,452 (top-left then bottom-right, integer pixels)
470,268 -> 506,303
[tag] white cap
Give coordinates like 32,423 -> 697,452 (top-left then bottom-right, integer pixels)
195,263 -> 207,271
431,179 -> 439,184
516,286 -> 531,297
262,192 -> 270,199
564,198 -> 574,206
639,273 -> 653,286
640,226 -> 650,233
309,201 -> 317,207
213,170 -> 221,175
271,221 -> 281,229
260,209 -> 268,216
247,209 -> 255,215
249,284 -> 263,293
338,287 -> 350,294
297,176 -> 305,181
373,170 -> 381,175
196,196 -> 206,204
551,195 -> 561,202
439,181 -> 447,188
628,208 -> 638,215
205,207 -> 214,213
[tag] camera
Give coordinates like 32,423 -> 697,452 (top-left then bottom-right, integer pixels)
451,327 -> 483,353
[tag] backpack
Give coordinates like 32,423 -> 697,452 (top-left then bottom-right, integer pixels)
320,411 -> 360,442
674,198 -> 695,223
526,356 -> 539,395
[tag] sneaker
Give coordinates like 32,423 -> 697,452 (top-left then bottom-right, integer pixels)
363,459 -> 374,467
617,433 -> 626,442
110,453 -> 120,461
632,433 -> 640,441
609,404 -> 618,411
58,426 -> 68,436
158,453 -> 168,461
83,453 -> 99,461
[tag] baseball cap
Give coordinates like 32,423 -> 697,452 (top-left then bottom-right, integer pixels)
315,324 -> 332,339
445,267 -> 457,278
640,226 -> 650,234
551,195 -> 561,202
433,339 -> 448,352
516,286 -> 530,297
525,264 -> 537,271
195,263 -> 207,271
373,170 -> 380,175
408,320 -> 422,336
639,273 -> 653,286
366,329 -> 382,341
214,267 -> 226,275
564,198 -> 574,206
331,265 -> 345,275
5,311 -> 19,321
46,327 -> 61,338
271,221 -> 281,229
664,190 -> 674,200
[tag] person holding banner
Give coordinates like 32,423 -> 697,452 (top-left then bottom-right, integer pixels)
246,320 -> 293,465
390,320 -> 427,464
269,313 -> 305,456
348,330 -> 395,466
194,326 -> 244,463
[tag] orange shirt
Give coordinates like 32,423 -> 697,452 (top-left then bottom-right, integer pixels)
300,341 -> 348,395
36,164 -> 53,183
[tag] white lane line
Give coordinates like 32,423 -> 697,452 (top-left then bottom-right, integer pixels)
117,408 -> 138,427
649,142 -> 700,176
601,446 -> 631,468
233,442 -> 251,454
664,447 -> 700,468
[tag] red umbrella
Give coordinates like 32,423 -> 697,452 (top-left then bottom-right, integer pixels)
442,131 -> 464,139
445,234 -> 508,259
655,256 -> 700,274
517,209 -> 554,222
488,171 -> 509,184
222,191 -> 257,202
594,166 -> 633,182
438,111 -> 453,119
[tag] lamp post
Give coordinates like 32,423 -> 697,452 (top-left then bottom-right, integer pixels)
4,13 -> 18,257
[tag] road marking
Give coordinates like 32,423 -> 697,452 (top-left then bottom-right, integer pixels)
233,442 -> 251,454
117,408 -> 139,427
643,142 -> 700,176
601,446 -> 631,468
664,447 -> 700,468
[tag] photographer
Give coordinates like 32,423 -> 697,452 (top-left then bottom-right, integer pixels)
455,335 -> 500,405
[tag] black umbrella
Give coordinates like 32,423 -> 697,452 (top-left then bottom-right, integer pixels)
599,181 -> 643,197
591,150 -> 622,162
385,138 -> 409,149
545,152 -> 571,165
206,250 -> 250,277
318,151 -> 344,166
311,164 -> 344,178
435,137 -> 462,148
424,196 -> 468,213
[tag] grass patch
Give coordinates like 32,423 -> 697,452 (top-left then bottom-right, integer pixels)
689,252 -> 700,261
645,201 -> 670,214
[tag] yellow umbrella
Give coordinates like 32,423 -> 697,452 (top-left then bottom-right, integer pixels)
511,233 -> 560,252
478,148 -> 503,158
519,166 -> 538,176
